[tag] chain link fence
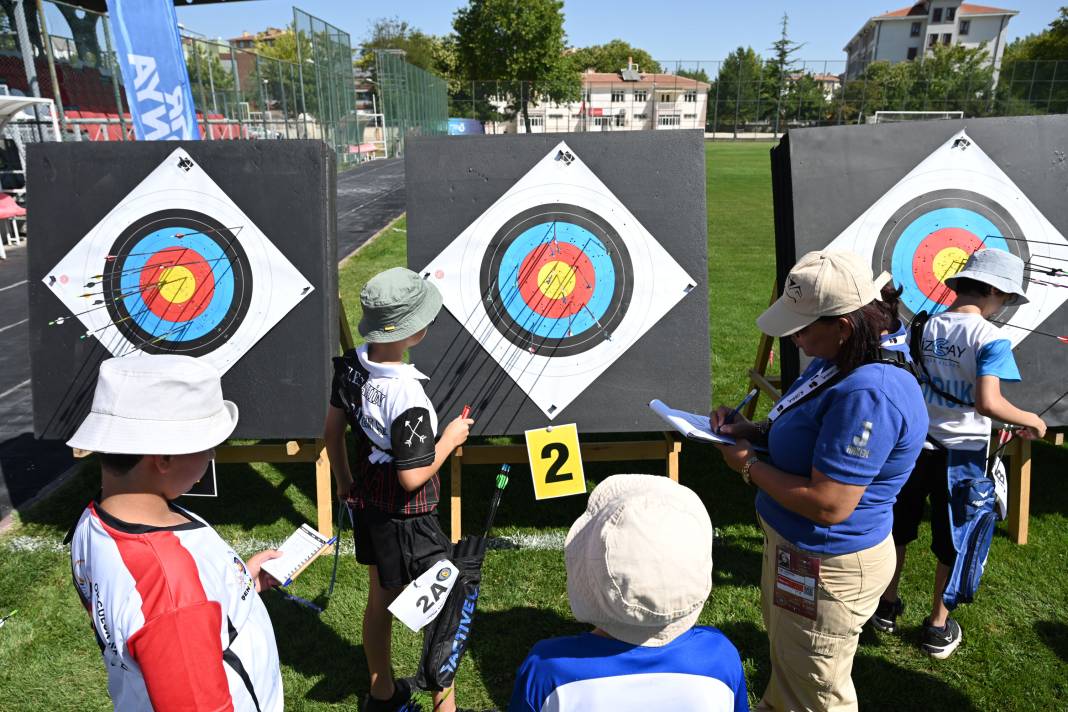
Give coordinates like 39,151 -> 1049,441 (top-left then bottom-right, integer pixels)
375,49 -> 447,157
447,58 -> 1067,138
0,1 -> 367,164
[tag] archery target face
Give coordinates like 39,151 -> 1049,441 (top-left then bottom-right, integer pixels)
481,203 -> 633,357
422,141 -> 696,420
826,130 -> 1068,346
43,148 -> 313,373
873,189 -> 1028,321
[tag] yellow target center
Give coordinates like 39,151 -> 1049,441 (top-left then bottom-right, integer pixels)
537,261 -> 578,300
933,247 -> 969,284
158,266 -> 197,303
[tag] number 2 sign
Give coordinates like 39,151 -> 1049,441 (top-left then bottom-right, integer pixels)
524,423 -> 587,500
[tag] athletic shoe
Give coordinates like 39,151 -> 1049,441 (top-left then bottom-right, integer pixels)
366,678 -> 418,712
869,597 -> 904,633
922,617 -> 963,659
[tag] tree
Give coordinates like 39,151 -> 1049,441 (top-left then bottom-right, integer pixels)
675,68 -> 710,83
839,44 -> 994,122
253,27 -> 322,118
912,43 -> 994,116
568,40 -> 661,74
0,0 -> 42,57
184,43 -> 236,113
999,6 -> 1068,113
762,13 -> 805,132
355,17 -> 441,75
453,0 -> 580,132
711,47 -> 763,133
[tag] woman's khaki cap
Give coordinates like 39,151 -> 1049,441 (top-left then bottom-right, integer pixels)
757,250 -> 892,338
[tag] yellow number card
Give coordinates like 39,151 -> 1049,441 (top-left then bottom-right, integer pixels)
524,423 -> 586,500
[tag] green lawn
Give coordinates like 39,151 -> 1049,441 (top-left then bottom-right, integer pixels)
2,143 -> 1066,710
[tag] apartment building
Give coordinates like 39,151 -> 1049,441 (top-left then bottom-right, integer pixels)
844,2 -> 1017,79
492,61 -> 710,134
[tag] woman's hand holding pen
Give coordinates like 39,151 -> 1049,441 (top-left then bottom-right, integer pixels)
709,406 -> 761,441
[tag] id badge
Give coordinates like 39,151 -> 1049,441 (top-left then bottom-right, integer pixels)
388,559 -> 458,632
773,545 -> 820,620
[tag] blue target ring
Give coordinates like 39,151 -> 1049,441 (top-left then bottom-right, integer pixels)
480,203 -> 633,356
890,207 -> 1011,316
872,189 -> 1028,321
497,221 -> 614,339
119,228 -> 236,340
103,209 -> 250,356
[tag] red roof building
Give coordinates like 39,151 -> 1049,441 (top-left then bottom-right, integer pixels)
845,1 -> 1017,81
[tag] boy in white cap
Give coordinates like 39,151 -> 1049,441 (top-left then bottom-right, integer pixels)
872,248 -> 1047,658
509,475 -> 748,712
325,267 -> 474,712
67,355 -> 284,711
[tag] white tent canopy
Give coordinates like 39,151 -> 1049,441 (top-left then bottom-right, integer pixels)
0,96 -> 60,139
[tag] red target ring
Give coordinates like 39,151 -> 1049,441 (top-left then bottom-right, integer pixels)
517,242 -> 595,319
138,246 -> 216,322
912,228 -> 985,308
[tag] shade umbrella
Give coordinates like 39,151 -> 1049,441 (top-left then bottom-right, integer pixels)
414,465 -> 510,693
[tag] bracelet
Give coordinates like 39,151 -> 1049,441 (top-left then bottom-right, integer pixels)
741,455 -> 760,485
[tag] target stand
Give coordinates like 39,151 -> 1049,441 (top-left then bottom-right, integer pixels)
71,296 -> 354,538
207,297 -> 356,538
446,433 -> 681,543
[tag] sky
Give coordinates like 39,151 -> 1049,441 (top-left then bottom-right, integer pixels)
174,0 -> 1060,66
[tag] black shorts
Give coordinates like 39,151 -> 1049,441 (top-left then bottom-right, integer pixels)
353,506 -> 451,590
892,448 -> 956,567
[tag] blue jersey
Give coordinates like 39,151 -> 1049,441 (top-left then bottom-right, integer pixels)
509,627 -> 748,712
758,359 -> 928,555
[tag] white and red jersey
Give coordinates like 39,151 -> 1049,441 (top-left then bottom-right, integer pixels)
70,501 -> 282,711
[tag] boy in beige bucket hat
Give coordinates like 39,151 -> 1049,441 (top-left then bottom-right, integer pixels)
509,475 -> 748,711
326,267 -> 477,712
67,354 -> 284,711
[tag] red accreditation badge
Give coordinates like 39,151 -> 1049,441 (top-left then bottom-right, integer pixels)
773,544 -> 820,620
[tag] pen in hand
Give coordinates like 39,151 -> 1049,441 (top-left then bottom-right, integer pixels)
717,388 -> 759,435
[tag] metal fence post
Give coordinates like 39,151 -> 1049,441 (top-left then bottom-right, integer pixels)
101,16 -> 128,139
13,0 -> 43,141
35,0 -> 65,131
191,40 -> 213,139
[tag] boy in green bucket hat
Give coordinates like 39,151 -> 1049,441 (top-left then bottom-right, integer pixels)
325,267 -> 474,712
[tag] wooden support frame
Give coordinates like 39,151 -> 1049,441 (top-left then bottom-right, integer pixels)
1005,436 -> 1032,545
215,439 -> 333,537
744,283 -> 783,420
447,433 -> 682,543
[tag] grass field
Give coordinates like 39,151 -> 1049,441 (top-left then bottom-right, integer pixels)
2,143 -> 1067,710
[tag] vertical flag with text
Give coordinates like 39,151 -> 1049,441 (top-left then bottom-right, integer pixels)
105,0 -> 201,140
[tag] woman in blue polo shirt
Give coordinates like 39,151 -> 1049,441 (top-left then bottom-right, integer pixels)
711,250 -> 927,712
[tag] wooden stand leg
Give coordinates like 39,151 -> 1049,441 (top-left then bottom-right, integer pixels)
665,432 -> 681,482
451,447 -> 463,543
315,440 -> 332,538
1007,437 -> 1032,545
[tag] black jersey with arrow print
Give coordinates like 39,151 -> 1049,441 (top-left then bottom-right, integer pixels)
330,345 -> 440,514
390,407 -> 435,469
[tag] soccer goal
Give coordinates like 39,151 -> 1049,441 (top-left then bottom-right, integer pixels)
870,110 -> 964,124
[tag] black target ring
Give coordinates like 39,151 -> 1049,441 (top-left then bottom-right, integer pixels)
480,203 -> 634,357
103,209 -> 251,356
872,189 -> 1029,321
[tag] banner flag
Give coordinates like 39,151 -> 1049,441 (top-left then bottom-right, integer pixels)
106,0 -> 201,140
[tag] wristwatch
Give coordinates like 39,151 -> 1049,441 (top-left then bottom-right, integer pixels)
741,455 -> 760,485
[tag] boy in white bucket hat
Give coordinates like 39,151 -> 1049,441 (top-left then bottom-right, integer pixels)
509,475 -> 748,711
872,248 -> 1047,659
67,355 -> 284,711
